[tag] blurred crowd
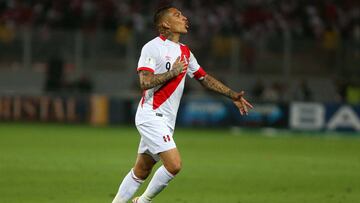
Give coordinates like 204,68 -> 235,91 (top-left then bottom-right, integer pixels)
0,0 -> 359,102
0,0 -> 359,39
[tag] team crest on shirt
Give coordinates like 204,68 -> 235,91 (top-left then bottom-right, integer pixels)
163,135 -> 171,142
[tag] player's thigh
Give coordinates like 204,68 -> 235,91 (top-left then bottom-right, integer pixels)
159,148 -> 182,174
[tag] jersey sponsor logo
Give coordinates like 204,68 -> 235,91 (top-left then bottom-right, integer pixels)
163,135 -> 171,142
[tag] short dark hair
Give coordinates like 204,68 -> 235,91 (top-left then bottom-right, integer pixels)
153,5 -> 173,28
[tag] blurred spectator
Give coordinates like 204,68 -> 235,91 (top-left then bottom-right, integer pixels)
252,79 -> 265,101
211,35 -> 232,58
0,0 -> 359,99
322,24 -> 340,72
354,24 -> 360,58
72,74 -> 94,94
293,79 -> 312,101
115,24 -> 132,45
44,55 -> 64,92
0,21 -> 15,43
262,82 -> 280,102
347,85 -> 360,104
335,77 -> 351,103
241,30 -> 257,72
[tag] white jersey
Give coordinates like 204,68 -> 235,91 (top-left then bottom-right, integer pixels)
135,35 -> 207,129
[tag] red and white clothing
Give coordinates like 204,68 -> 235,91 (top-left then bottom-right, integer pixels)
135,35 -> 206,157
135,35 -> 206,129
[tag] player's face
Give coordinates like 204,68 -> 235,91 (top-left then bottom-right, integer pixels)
166,8 -> 189,34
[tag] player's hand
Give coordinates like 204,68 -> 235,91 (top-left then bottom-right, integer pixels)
172,56 -> 188,75
232,91 -> 253,116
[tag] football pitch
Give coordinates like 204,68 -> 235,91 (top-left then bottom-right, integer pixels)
1,123 -> 359,203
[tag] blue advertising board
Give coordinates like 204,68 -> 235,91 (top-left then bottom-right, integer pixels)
178,99 -> 288,128
177,98 -> 228,126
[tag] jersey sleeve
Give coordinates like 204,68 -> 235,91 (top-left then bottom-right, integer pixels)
187,51 -> 207,80
137,44 -> 157,73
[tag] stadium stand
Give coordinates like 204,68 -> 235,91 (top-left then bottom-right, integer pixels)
0,0 -> 359,102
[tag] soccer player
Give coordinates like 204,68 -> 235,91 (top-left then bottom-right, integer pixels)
112,5 -> 253,203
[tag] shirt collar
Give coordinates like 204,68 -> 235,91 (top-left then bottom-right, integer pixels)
159,35 -> 167,41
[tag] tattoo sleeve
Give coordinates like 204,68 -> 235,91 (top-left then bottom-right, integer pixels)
139,69 -> 179,90
200,74 -> 238,100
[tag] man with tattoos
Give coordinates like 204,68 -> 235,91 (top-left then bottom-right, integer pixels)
112,5 -> 253,203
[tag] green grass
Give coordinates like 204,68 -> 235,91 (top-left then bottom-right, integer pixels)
0,123 -> 360,203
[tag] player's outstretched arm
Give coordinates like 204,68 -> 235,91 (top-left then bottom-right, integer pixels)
139,56 -> 187,90
199,74 -> 253,115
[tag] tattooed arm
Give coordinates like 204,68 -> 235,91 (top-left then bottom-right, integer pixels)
139,56 -> 187,90
199,74 -> 254,115
199,74 -> 238,100
139,70 -> 178,90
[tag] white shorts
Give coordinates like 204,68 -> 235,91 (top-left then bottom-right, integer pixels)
136,120 -> 176,162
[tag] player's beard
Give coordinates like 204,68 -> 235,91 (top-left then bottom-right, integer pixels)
178,23 -> 188,34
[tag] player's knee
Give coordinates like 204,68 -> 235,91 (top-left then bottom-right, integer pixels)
166,161 -> 182,175
133,166 -> 152,180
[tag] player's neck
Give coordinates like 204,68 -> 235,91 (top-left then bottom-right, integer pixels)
161,32 -> 180,43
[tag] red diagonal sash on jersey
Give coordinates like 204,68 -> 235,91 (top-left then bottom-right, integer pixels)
141,90 -> 146,107
153,44 -> 190,110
